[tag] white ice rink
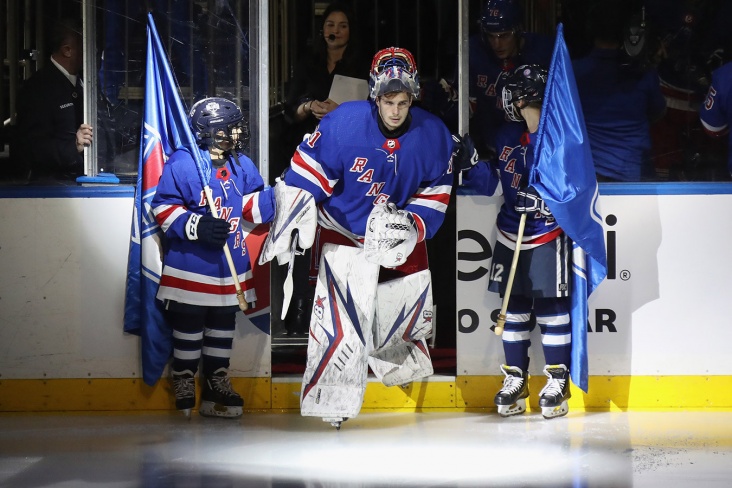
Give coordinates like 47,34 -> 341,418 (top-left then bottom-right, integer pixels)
1,410 -> 731,487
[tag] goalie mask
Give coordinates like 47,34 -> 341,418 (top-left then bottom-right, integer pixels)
189,97 -> 248,152
501,64 -> 548,122
369,47 -> 420,99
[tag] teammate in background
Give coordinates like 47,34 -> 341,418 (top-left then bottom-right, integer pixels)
431,0 -> 553,158
573,1 -> 667,182
462,65 -> 572,419
279,2 -> 370,334
644,0 -> 732,180
152,97 -> 275,418
700,61 -> 732,178
260,47 -> 471,428
12,18 -> 93,182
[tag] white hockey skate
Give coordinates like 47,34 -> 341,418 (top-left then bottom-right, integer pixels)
494,364 -> 529,417
171,369 -> 196,419
539,364 -> 571,419
199,368 -> 244,419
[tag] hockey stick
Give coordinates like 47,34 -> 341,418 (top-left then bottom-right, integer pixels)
280,230 -> 300,320
494,213 -> 526,336
203,186 -> 249,312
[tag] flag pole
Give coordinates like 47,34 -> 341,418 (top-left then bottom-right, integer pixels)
203,186 -> 249,311
494,213 -> 526,336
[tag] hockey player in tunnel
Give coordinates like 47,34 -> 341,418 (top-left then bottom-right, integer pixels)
152,97 -> 275,418
462,65 -> 573,419
426,0 -> 553,159
259,47 -> 474,428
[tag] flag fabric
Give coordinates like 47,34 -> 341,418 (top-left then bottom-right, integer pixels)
531,24 -> 608,393
124,13 -> 213,386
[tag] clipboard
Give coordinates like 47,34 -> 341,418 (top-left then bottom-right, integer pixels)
328,75 -> 369,104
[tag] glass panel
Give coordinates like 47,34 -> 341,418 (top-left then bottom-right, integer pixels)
97,0 -> 252,183
0,0 -> 252,186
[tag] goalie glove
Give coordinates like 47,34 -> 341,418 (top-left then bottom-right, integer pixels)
364,203 -> 418,268
185,213 -> 230,248
515,186 -> 552,217
258,179 -> 317,266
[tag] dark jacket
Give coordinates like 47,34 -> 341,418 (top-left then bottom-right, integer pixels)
13,61 -> 84,180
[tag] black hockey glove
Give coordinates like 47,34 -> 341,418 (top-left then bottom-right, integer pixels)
186,213 -> 230,248
515,186 -> 552,217
451,133 -> 479,172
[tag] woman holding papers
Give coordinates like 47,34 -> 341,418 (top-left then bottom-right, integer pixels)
281,2 -> 369,335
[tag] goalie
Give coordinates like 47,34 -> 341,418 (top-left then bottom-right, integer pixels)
260,47 -> 473,428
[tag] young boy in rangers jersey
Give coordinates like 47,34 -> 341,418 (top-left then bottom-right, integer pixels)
260,47 -> 473,428
463,64 -> 573,419
152,97 -> 275,418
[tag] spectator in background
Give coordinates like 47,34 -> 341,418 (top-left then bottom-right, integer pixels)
279,2 -> 370,335
12,18 -> 93,183
700,61 -> 732,178
573,1 -> 666,182
284,2 -> 370,141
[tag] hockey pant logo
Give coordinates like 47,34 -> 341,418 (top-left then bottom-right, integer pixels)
300,243 -> 434,420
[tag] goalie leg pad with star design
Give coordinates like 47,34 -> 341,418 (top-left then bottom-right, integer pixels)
367,270 -> 435,386
299,244 -> 380,420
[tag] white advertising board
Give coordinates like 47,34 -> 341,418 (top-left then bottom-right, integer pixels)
457,191 -> 732,376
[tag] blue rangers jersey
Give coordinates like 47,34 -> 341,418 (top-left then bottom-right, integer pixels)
284,100 -> 454,243
463,122 -> 561,250
152,150 -> 275,307
466,32 -> 554,154
700,62 -> 732,175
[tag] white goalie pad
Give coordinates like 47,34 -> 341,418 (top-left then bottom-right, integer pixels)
258,179 -> 317,266
371,269 -> 433,350
300,244 -> 380,420
369,338 -> 434,387
367,270 -> 435,386
364,203 -> 418,268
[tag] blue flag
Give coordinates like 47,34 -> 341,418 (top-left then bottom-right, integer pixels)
123,13 -> 212,386
532,24 -> 608,393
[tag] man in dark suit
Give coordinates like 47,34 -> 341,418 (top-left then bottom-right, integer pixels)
13,19 -> 93,182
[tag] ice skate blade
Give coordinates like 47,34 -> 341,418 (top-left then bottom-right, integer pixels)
198,401 -> 243,419
541,401 -> 569,419
496,399 -> 526,417
179,408 -> 192,419
323,417 -> 347,430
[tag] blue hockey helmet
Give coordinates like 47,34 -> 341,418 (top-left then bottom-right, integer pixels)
189,97 -> 245,149
501,64 -> 548,121
368,47 -> 420,99
480,0 -> 524,34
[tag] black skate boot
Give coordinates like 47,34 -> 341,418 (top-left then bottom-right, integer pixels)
199,368 -> 244,419
494,364 -> 529,417
539,364 -> 571,419
171,369 -> 196,418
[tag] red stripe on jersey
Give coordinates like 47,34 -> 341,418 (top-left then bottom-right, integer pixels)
155,204 -> 184,226
523,226 -> 563,245
413,190 -> 451,206
160,274 -> 239,295
292,150 -> 333,194
242,194 -> 257,222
